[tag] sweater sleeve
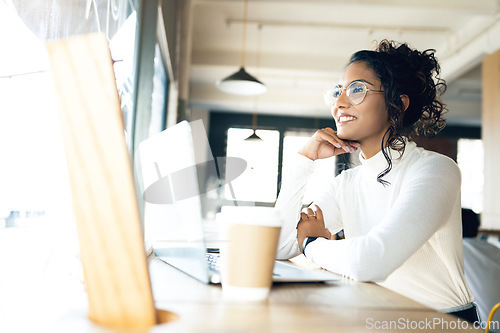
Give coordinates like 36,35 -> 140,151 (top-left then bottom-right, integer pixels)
274,153 -> 315,259
305,155 -> 461,281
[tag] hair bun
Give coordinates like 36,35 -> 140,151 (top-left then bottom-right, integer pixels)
374,39 -> 446,136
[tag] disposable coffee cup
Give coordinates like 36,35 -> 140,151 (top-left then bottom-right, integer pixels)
219,206 -> 281,302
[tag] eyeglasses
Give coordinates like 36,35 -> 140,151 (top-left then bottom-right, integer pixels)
324,80 -> 384,106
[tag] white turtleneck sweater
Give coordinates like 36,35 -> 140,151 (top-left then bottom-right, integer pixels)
275,141 -> 474,311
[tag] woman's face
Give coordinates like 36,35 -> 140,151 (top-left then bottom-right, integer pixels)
332,61 -> 390,156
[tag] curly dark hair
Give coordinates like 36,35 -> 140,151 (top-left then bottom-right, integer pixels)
348,39 -> 447,185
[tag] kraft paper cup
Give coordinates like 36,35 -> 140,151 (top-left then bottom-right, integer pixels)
219,206 -> 282,302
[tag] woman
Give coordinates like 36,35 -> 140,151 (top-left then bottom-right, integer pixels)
275,40 -> 477,322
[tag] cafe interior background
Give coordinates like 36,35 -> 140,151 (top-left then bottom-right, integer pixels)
1,0 -> 499,331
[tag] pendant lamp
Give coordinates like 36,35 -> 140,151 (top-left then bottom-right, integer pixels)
216,0 -> 267,95
245,111 -> 263,141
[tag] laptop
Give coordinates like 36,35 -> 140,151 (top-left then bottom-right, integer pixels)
137,120 -> 340,284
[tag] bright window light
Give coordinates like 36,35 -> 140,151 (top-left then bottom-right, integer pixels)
457,138 -> 483,213
225,128 -> 279,203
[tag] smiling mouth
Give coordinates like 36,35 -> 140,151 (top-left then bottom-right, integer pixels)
338,115 -> 357,123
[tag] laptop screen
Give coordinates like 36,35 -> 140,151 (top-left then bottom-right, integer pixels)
138,120 -> 207,253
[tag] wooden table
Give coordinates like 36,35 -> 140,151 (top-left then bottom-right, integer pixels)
46,255 -> 481,333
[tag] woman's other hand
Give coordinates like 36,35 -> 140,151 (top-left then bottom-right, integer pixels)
297,205 -> 332,253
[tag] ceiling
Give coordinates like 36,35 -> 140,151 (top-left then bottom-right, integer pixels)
188,0 -> 500,126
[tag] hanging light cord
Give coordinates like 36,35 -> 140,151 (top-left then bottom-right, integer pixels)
240,0 -> 248,67
252,24 -> 263,131
252,112 -> 258,131
256,24 -> 262,73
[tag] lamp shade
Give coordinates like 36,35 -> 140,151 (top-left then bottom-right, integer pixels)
244,130 -> 263,141
216,67 -> 267,95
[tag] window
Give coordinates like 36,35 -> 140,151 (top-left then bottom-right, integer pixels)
0,4 -> 163,331
1,1 -> 139,227
222,127 -> 339,205
457,138 -> 483,213
225,128 -> 280,203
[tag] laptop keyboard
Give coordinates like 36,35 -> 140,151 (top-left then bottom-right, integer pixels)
206,253 -> 280,278
206,253 -> 221,273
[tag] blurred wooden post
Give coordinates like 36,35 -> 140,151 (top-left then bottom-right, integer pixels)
46,33 -> 158,329
482,49 -> 500,231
